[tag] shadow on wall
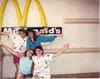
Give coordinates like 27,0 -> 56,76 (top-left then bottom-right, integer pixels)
0,48 -> 5,61
0,48 -> 4,79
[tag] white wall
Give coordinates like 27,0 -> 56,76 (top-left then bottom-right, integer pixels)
0,0 -> 99,78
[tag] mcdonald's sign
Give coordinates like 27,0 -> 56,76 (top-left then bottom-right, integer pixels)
2,27 -> 62,34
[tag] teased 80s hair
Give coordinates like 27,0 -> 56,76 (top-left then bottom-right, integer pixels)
18,28 -> 26,34
26,28 -> 37,41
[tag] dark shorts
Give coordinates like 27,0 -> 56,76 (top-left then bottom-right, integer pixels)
13,55 -> 20,64
23,74 -> 33,78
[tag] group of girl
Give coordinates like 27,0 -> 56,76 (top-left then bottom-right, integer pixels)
0,28 -> 69,79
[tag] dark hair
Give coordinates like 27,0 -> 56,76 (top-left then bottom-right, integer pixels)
18,29 -> 26,34
24,49 -> 36,59
26,28 -> 37,41
35,46 -> 44,55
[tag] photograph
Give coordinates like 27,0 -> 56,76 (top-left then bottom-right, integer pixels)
0,0 -> 99,79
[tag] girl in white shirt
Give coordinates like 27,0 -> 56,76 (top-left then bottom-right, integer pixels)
32,44 -> 69,79
1,29 -> 28,77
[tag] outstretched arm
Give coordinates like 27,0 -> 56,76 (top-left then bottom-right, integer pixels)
37,35 -> 57,43
52,43 -> 69,58
0,32 -> 9,36
1,44 -> 23,57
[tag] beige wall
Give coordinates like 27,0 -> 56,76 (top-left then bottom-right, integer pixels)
0,0 -> 99,78
2,53 -> 99,78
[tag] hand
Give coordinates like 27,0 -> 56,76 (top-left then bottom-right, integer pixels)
56,34 -> 63,37
0,42 -> 3,46
63,43 -> 70,49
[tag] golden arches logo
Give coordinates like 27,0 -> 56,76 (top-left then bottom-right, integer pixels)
0,0 -> 8,39
0,0 -> 48,29
13,0 -> 32,28
34,0 -> 48,28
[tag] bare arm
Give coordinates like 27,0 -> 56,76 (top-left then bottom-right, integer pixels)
1,44 -> 23,57
52,43 -> 69,58
0,32 -> 9,36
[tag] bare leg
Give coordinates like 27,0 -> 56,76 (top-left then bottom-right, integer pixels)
31,77 -> 37,79
15,63 -> 19,78
32,75 -> 39,79
1,45 -> 20,78
16,72 -> 24,79
15,63 -> 19,72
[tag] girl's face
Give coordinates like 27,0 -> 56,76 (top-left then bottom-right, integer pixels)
35,48 -> 43,56
28,32 -> 34,38
27,50 -> 34,57
19,31 -> 26,38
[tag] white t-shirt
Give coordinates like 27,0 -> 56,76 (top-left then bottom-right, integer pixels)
32,54 -> 53,73
8,34 -> 28,52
